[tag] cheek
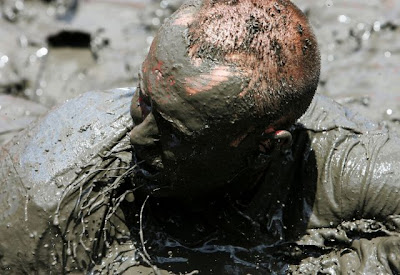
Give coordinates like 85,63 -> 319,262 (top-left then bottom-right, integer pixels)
159,133 -> 182,159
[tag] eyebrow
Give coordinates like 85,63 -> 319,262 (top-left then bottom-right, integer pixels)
229,126 -> 255,147
155,109 -> 194,137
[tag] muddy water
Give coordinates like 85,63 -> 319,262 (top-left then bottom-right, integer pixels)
0,0 -> 184,106
1,0 -> 400,274
293,0 -> 400,132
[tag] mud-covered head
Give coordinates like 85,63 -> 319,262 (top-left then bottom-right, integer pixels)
188,0 -> 320,127
130,0 -> 320,198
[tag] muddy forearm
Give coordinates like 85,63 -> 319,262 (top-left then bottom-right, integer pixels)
339,132 -> 400,221
304,126 -> 400,228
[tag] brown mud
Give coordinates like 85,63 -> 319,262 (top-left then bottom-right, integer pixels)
1,0 -> 400,274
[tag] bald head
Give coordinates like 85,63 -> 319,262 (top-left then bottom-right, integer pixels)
140,0 -> 319,136
187,0 -> 320,128
131,0 -> 320,196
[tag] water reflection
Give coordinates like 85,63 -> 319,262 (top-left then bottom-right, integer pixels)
338,15 -> 349,24
36,47 -> 49,58
384,51 -> 392,58
373,21 -> 381,32
0,55 -> 9,68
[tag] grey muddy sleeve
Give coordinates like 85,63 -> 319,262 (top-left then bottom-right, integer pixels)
298,94 -> 400,228
291,94 -> 400,274
0,88 -> 134,273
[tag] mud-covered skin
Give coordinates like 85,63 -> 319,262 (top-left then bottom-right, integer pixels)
0,88 -> 134,273
131,1 -> 261,198
130,0 -> 318,200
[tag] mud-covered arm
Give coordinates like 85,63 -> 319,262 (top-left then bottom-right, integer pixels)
289,95 -> 400,273
340,131 -> 400,220
296,94 -> 400,228
0,88 -> 134,273
305,126 -> 400,228
290,218 -> 400,274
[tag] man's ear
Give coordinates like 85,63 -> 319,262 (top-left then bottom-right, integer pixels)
271,130 -> 292,150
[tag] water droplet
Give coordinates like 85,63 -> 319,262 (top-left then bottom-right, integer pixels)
15,0 -> 24,11
362,31 -> 371,41
338,15 -> 349,23
160,0 -> 168,9
155,9 -> 164,17
384,51 -> 392,58
152,17 -> 160,26
373,21 -> 381,32
36,89 -> 43,96
36,47 -> 48,58
53,215 -> 59,226
0,55 -> 9,68
47,6 -> 56,16
125,192 -> 135,202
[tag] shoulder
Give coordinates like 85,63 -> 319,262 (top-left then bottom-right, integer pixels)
297,93 -> 379,134
3,88 -> 135,209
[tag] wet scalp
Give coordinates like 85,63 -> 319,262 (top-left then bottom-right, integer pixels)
187,0 -> 320,127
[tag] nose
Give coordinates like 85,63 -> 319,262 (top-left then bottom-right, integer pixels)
130,112 -> 160,147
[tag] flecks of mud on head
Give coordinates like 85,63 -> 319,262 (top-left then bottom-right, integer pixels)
187,0 -> 321,127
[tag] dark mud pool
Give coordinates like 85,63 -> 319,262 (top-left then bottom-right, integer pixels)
1,0 -> 400,274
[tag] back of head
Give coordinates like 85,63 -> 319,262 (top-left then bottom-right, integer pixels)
187,0 -> 320,128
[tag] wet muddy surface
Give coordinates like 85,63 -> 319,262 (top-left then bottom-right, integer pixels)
1,0 -> 400,274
